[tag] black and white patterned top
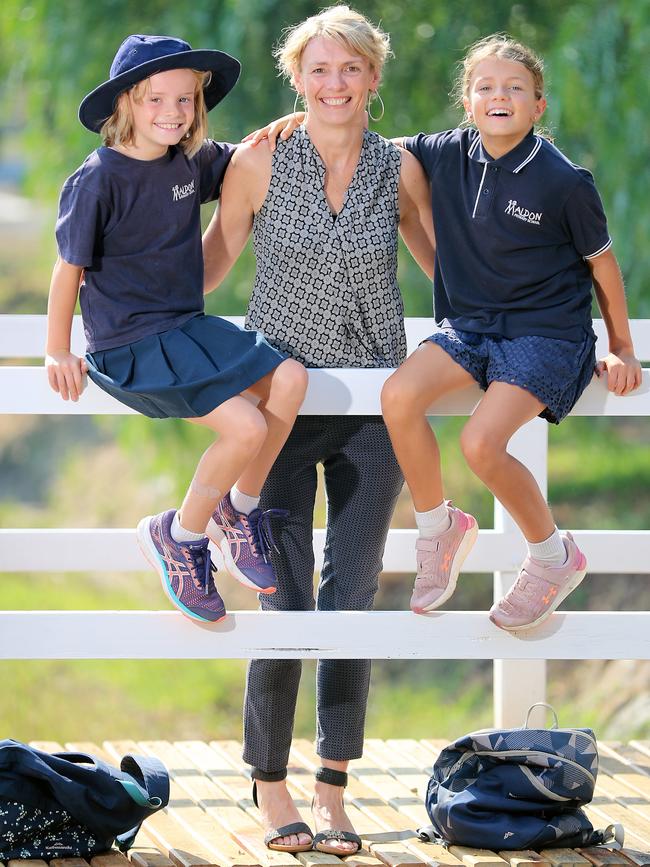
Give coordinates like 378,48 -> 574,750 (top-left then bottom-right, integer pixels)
246,127 -> 406,369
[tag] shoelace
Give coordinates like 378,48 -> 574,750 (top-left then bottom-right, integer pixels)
183,541 -> 218,597
499,571 -> 535,612
244,508 -> 289,562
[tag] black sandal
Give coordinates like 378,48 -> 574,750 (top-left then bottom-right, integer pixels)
252,781 -> 314,853
312,767 -> 362,856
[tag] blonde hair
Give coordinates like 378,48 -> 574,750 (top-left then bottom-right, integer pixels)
100,69 -> 210,158
453,33 -> 545,107
275,5 -> 392,89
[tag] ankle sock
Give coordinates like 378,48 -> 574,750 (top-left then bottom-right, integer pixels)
171,511 -> 205,543
528,527 -> 567,565
415,501 -> 451,539
230,484 -> 260,516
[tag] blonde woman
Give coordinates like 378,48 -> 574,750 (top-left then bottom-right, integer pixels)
203,6 -> 434,855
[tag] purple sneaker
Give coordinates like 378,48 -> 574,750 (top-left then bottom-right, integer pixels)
206,493 -> 286,594
137,509 -> 226,623
489,532 -> 587,631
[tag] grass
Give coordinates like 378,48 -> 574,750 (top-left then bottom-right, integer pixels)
549,417 -> 650,529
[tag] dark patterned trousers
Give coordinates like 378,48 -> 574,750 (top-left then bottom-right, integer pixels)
243,415 -> 404,779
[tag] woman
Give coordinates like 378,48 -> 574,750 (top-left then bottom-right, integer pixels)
202,5 -> 434,855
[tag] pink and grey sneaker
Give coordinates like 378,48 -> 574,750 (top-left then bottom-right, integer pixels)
207,493 -> 286,594
410,504 -> 479,614
137,509 -> 226,623
489,532 -> 587,631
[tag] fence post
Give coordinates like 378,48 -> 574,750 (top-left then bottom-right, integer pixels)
493,418 -> 548,727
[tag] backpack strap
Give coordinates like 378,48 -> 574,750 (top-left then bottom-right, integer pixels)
417,825 -> 446,846
115,755 -> 170,851
597,823 -> 625,850
118,755 -> 169,807
523,702 -> 559,729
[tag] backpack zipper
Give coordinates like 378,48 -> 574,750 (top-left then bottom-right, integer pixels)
453,748 -> 597,787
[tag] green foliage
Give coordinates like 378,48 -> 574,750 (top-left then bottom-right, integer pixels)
3,0 -> 649,312
544,0 -> 650,315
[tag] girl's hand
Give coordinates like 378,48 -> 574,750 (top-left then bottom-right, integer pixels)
595,350 -> 643,396
241,112 -> 306,151
45,350 -> 88,401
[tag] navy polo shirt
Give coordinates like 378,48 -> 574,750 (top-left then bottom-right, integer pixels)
405,127 -> 611,342
56,140 -> 234,352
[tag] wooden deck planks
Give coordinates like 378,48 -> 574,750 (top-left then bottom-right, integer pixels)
8,740 -> 650,867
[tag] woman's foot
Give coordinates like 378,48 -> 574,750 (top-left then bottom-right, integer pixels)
312,769 -> 361,855
253,779 -> 313,852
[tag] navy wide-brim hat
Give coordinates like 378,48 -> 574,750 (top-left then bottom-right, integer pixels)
79,34 -> 241,132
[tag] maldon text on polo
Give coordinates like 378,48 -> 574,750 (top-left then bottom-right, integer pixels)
172,179 -> 195,201
505,199 -> 542,225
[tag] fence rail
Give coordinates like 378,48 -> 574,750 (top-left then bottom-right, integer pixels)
1,314 -> 649,727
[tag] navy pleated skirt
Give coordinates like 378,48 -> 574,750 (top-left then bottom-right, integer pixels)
86,314 -> 286,419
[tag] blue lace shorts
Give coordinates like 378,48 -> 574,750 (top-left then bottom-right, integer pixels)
426,326 -> 597,424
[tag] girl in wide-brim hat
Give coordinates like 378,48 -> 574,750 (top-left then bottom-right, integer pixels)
46,34 -> 308,624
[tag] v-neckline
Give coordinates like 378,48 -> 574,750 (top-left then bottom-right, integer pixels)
301,127 -> 368,220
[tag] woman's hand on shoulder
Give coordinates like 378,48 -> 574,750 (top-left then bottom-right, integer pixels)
45,350 -> 88,402
596,349 -> 643,396
241,112 -> 306,152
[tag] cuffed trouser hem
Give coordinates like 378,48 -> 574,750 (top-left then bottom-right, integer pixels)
250,767 -> 288,782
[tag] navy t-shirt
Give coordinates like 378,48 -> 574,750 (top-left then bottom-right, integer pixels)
405,127 -> 611,342
56,140 -> 235,352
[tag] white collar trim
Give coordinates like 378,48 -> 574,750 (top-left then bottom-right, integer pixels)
513,136 -> 542,173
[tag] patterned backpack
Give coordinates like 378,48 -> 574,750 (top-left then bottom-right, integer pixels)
0,739 -> 169,859
419,704 -> 623,851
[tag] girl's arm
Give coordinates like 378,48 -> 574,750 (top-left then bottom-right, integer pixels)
202,143 -> 272,293
398,149 -> 436,280
242,112 -> 306,151
590,248 -> 642,395
45,257 -> 87,401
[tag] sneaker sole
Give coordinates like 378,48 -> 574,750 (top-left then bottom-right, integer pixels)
136,517 -> 226,623
206,517 -> 276,594
491,563 -> 587,632
412,519 -> 479,614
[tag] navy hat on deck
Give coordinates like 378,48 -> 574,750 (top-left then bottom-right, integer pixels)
79,34 -> 241,132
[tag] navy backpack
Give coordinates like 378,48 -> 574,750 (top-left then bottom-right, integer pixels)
420,705 -> 623,851
0,739 -> 169,859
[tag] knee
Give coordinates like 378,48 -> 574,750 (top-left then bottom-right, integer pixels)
381,370 -> 417,427
237,410 -> 268,453
276,359 -> 309,405
460,424 -> 500,475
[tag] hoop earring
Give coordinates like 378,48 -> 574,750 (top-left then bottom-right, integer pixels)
293,92 -> 304,115
367,90 -> 385,122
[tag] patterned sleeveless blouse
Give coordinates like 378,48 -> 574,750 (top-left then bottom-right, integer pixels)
246,127 -> 406,368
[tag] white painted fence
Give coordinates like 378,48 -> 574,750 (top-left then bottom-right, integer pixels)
1,315 -> 649,727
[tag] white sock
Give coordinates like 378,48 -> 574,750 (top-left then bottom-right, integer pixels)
230,484 -> 260,516
170,511 -> 205,543
415,501 -> 451,539
528,527 -> 567,565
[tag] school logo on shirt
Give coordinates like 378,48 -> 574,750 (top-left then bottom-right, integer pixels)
505,199 -> 542,225
172,179 -> 195,202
